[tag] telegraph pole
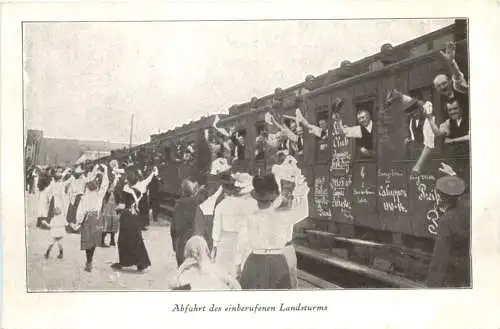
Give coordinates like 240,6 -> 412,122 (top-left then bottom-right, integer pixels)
129,113 -> 134,150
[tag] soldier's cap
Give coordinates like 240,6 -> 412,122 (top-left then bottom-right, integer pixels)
436,175 -> 466,196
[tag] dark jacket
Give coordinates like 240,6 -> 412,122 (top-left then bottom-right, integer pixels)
170,196 -> 206,266
426,203 -> 470,287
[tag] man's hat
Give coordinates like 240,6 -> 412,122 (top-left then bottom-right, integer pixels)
74,166 -> 84,174
385,89 -> 419,113
436,176 -> 466,197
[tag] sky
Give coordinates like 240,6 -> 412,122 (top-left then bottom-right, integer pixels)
23,19 -> 454,145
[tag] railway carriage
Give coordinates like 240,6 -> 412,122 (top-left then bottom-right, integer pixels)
97,21 -> 469,283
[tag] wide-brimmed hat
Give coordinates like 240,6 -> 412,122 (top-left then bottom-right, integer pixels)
233,172 -> 254,195
436,176 -> 466,197
74,166 -> 84,174
210,157 -> 231,175
251,174 -> 280,202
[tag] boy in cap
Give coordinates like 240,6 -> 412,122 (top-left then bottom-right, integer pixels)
426,175 -> 470,287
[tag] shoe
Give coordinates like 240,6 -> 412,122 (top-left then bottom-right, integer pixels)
84,263 -> 92,272
101,243 -> 110,248
110,263 -> 122,270
110,241 -> 116,247
57,251 -> 63,259
136,266 -> 147,272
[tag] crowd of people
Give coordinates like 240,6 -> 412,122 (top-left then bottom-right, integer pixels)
27,160 -> 162,273
26,41 -> 470,289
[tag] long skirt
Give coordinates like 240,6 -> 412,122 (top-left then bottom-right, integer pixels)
175,231 -> 193,267
214,231 -> 239,277
203,215 -> 214,252
66,194 -> 83,224
116,211 -> 151,268
80,211 -> 103,250
283,245 -> 298,289
101,196 -> 120,233
239,253 -> 291,290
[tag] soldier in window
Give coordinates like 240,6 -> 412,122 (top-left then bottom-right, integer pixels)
230,129 -> 246,162
433,41 -> 468,100
433,41 -> 469,119
404,99 -> 436,174
340,110 -> 375,158
425,99 -> 469,158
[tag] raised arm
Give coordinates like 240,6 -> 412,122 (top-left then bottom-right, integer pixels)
133,167 -> 157,194
212,116 -> 231,138
98,165 -> 110,198
211,204 -> 223,254
440,42 -> 468,93
289,176 -> 310,224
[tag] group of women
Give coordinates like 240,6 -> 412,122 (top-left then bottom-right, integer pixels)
31,160 -> 158,273
169,150 -> 309,290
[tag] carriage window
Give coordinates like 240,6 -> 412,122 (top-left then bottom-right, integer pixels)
354,100 -> 375,160
316,111 -> 329,163
231,128 -> 246,161
255,121 -> 266,161
406,87 -> 433,160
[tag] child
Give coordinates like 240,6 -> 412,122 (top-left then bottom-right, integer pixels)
43,168 -> 70,259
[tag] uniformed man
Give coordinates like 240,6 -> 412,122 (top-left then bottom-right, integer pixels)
426,175 -> 470,288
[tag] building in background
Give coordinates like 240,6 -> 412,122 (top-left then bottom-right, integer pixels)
25,129 -> 44,168
27,132 -> 130,167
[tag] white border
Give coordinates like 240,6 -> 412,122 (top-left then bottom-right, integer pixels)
2,1 -> 500,329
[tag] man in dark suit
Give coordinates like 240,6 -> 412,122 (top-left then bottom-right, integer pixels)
426,175 -> 470,287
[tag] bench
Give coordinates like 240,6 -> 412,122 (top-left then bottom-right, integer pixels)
297,269 -> 341,289
295,244 -> 424,288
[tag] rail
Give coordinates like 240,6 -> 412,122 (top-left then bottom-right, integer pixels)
295,244 -> 424,288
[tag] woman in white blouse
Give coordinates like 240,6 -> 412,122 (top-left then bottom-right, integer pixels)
237,171 -> 309,289
70,164 -> 109,272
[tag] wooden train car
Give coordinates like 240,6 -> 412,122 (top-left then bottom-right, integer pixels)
97,21 -> 469,277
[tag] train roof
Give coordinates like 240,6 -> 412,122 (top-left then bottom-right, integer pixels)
109,21 -> 459,155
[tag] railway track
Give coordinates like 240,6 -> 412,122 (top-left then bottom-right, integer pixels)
156,195 -> 422,289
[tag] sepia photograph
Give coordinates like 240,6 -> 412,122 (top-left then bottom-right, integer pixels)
22,18 -> 472,292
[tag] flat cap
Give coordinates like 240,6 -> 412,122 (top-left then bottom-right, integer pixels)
436,176 -> 466,196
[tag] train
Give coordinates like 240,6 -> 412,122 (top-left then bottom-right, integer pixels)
97,20 -> 469,281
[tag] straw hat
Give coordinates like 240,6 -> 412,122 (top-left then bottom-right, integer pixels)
210,157 -> 231,175
232,172 -> 254,195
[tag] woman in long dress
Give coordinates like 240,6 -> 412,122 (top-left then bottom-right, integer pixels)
70,164 -> 109,272
100,161 -> 123,247
110,167 -> 157,272
170,235 -> 241,291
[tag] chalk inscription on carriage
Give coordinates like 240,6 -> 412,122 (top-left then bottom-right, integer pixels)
314,177 -> 331,216
353,186 -> 375,204
410,174 -> 437,202
426,208 -> 440,236
379,185 -> 408,214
